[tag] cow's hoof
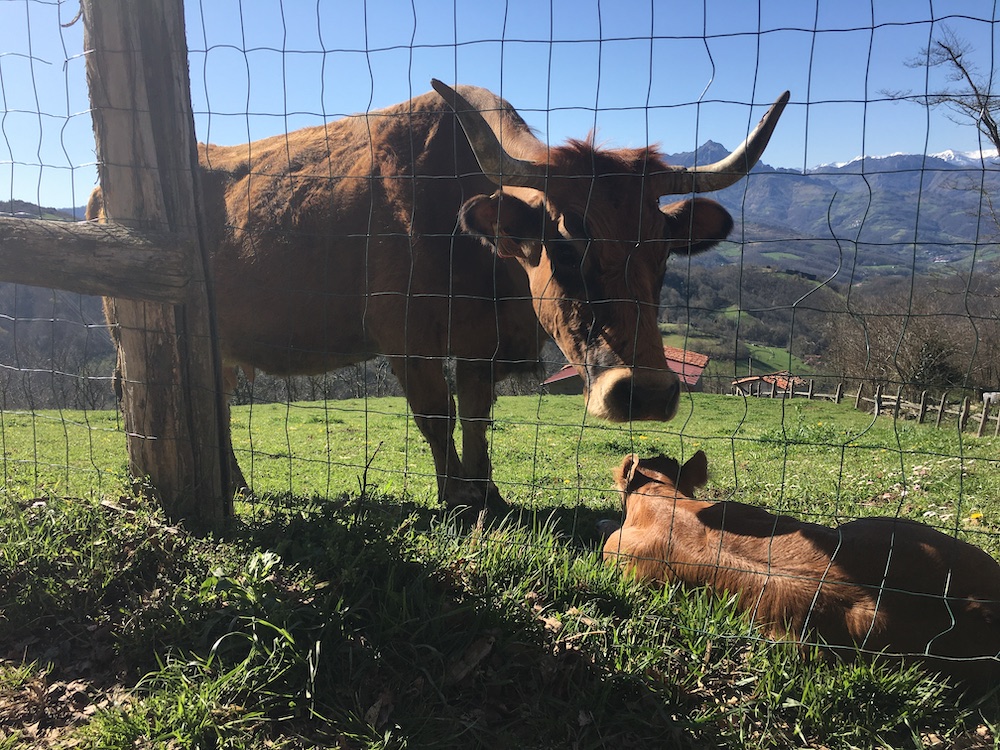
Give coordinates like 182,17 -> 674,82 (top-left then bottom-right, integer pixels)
229,458 -> 250,497
444,480 -> 510,518
482,481 -> 510,515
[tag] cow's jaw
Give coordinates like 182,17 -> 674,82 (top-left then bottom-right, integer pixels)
531,280 -> 681,423
529,287 -> 682,423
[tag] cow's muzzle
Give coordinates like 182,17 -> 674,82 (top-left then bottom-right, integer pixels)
585,366 -> 681,422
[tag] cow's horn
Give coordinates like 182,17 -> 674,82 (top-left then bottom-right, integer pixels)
431,78 -> 550,191
656,90 -> 790,195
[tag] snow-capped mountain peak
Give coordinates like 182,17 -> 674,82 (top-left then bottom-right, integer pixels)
929,148 -> 999,165
810,148 -> 1000,172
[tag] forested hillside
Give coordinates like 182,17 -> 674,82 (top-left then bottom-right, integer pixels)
657,142 -> 1000,395
0,204 -> 116,409
3,148 -> 999,411
664,252 -> 1000,396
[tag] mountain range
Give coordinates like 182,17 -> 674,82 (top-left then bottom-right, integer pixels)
666,143 -> 1000,282
3,144 -> 999,406
7,141 -> 1000,287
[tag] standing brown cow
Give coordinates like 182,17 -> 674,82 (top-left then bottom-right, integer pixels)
601,451 -> 1000,691
90,82 -> 788,509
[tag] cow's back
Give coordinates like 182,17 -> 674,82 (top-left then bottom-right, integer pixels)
819,518 -> 1000,683
196,89 -> 542,377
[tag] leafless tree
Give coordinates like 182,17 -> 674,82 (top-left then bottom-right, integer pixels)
861,30 -> 1000,395
828,270 -> 1000,398
890,27 -> 1000,153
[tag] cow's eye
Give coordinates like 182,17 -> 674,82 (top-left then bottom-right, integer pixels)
547,241 -> 579,269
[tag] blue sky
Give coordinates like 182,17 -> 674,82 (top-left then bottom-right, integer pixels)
1,0 -> 998,209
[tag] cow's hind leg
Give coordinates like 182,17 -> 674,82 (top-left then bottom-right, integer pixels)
390,356 -> 480,508
455,359 -> 507,513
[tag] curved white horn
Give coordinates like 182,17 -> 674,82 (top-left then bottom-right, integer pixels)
431,78 -> 550,190
656,91 -> 791,195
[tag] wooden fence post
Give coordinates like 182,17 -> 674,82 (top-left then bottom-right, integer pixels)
893,385 -> 903,419
959,397 -> 971,431
873,384 -> 883,414
834,382 -> 843,404
935,391 -> 949,429
83,0 -> 232,527
855,382 -> 864,409
978,400 -> 990,438
917,391 -> 928,424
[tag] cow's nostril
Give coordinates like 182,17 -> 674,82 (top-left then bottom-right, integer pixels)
606,371 -> 680,421
585,367 -> 681,422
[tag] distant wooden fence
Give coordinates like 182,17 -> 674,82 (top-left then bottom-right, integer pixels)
734,379 -> 1000,437
733,378 -> 844,403
854,384 -> 1000,437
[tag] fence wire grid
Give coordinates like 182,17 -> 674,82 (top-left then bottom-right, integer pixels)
2,0 -> 1000,711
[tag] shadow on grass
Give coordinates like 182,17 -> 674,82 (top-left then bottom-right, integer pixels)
227,491 -> 717,748
2,489 -> 982,748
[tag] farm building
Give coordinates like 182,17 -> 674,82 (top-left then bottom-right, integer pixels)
543,346 -> 710,395
732,370 -> 807,397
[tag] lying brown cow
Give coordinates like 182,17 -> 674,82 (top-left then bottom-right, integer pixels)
601,451 -> 1000,691
90,81 -> 787,509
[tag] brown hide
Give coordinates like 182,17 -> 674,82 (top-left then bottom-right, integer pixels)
457,157 -> 732,425
602,452 -> 1000,691
89,84 -> 778,508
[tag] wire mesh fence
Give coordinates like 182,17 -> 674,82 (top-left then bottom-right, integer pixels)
2,0 -> 1000,738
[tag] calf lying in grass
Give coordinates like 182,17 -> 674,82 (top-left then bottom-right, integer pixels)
600,451 -> 1000,693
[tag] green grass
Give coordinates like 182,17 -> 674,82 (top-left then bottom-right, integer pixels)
659,330 -> 719,353
233,395 -> 999,553
1,393 -> 999,747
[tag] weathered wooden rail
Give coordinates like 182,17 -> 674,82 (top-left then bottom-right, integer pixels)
0,1 -> 232,527
735,379 -> 1000,437
854,383 -> 1000,437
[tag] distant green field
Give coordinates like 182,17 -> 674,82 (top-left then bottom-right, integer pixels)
659,331 -> 718,351
760,251 -> 803,262
742,342 -> 814,374
3,393 -> 997,551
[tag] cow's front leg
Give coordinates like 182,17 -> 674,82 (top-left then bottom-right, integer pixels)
455,359 -> 507,513
221,365 -> 250,495
389,356 -> 479,508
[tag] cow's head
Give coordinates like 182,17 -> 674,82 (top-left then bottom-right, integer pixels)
433,80 -> 788,422
598,450 -> 710,542
614,450 -> 710,502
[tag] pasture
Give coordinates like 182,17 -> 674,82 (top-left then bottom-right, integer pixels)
2,393 -> 999,748
5,2 -> 1000,748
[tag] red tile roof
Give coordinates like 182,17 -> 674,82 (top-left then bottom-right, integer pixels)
543,346 -> 709,388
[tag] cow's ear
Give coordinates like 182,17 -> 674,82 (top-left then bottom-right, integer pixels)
458,192 -> 544,263
615,454 -> 680,494
613,453 -> 642,494
676,450 -> 709,496
659,197 -> 734,255
85,187 -> 106,221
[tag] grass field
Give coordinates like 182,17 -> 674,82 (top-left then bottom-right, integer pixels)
2,393 -> 1000,747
